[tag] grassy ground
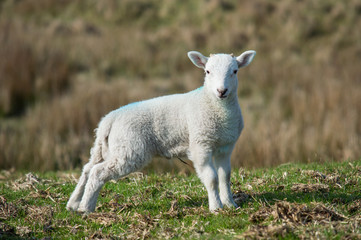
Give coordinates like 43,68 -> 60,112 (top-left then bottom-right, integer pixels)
1,0 -> 360,171
1,159 -> 360,239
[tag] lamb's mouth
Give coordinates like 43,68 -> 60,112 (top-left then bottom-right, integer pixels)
218,94 -> 228,99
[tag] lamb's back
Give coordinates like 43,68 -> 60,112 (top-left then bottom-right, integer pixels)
100,92 -> 193,158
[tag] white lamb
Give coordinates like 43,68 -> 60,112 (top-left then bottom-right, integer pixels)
66,50 -> 256,213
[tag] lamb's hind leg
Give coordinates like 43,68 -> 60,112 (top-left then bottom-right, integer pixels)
66,162 -> 94,211
77,155 -> 150,213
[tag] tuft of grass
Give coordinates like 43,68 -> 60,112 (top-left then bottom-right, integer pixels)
0,159 -> 360,239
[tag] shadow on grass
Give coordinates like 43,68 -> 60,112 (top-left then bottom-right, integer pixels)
0,224 -> 25,240
117,189 -> 360,212
247,190 -> 361,206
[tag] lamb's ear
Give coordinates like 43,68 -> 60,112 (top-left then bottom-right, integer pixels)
187,51 -> 208,69
236,50 -> 256,68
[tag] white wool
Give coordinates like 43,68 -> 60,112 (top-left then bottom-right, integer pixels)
66,50 -> 256,212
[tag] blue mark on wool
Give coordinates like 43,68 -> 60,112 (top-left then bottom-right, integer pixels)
114,100 -> 144,114
192,86 -> 203,93
124,101 -> 142,109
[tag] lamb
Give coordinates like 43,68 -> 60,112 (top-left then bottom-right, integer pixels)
66,50 -> 256,213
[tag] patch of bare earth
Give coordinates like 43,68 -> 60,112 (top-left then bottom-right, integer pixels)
0,196 -> 20,238
291,183 -> 329,193
0,196 -> 19,220
87,212 -> 122,227
0,193 -> 57,237
242,201 -> 355,239
1,172 -> 67,237
26,205 -> 55,233
348,199 -> 361,214
119,212 -> 158,240
302,170 -> 342,186
240,223 -> 293,239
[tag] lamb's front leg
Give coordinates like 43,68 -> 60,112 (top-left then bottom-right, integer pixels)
192,150 -> 223,211
214,151 -> 238,208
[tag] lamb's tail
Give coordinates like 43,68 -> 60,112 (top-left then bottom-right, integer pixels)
89,115 -> 113,164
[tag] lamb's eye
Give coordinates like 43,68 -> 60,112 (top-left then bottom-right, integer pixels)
206,70 -> 210,74
233,70 -> 238,74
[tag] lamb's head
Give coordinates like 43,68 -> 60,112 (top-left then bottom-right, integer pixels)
188,50 -> 256,100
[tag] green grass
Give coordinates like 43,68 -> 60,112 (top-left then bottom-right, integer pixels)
1,160 -> 361,239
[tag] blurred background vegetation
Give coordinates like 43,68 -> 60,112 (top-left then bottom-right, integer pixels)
0,0 -> 360,172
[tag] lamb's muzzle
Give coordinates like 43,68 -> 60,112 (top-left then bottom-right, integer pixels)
217,88 -> 228,98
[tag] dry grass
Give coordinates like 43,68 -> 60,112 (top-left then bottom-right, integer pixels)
0,19 -> 72,116
0,0 -> 360,171
243,200 -> 361,239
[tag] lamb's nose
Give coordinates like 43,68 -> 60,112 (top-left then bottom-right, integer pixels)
217,88 -> 228,97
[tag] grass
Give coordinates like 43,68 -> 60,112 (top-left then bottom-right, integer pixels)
0,0 -> 360,171
1,159 -> 360,239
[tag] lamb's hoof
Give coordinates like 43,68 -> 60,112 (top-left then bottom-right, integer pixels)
77,206 -> 94,215
78,210 -> 92,216
209,202 -> 223,212
224,203 -> 238,209
209,205 -> 223,214
210,208 -> 222,215
66,206 -> 75,211
66,202 -> 80,212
